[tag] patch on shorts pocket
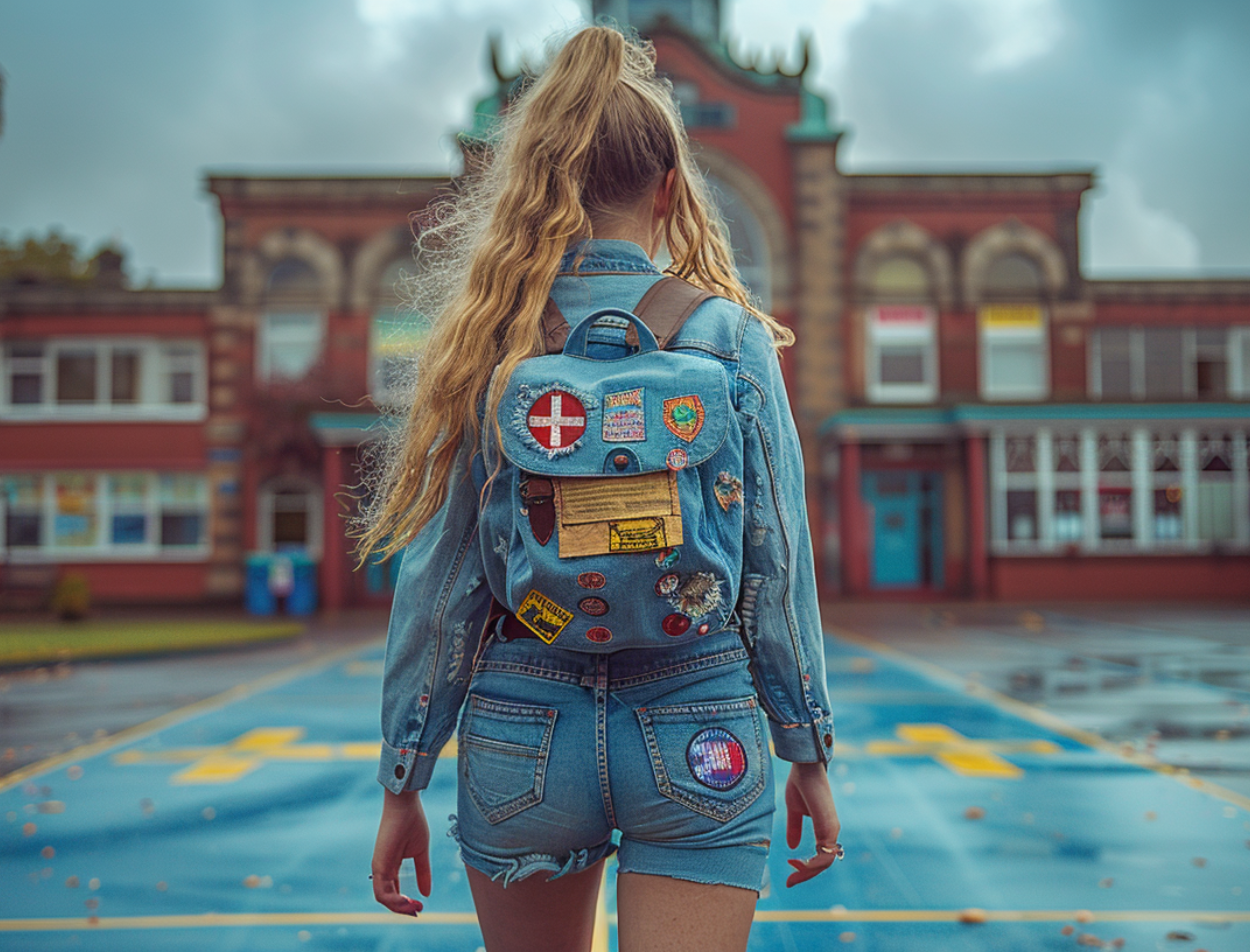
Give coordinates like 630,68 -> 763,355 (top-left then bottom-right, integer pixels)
636,695 -> 766,822
460,694 -> 557,825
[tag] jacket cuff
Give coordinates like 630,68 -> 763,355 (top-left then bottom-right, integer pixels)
768,711 -> 835,765
377,738 -> 438,793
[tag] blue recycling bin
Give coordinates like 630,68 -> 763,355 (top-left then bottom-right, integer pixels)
245,554 -> 276,615
286,552 -> 318,616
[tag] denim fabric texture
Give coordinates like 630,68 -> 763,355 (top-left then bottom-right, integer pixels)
449,630 -> 774,891
379,239 -> 834,802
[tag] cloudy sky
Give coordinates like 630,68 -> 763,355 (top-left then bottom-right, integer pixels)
1,0 -> 1246,287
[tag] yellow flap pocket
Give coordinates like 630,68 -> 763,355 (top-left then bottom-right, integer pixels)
554,471 -> 683,558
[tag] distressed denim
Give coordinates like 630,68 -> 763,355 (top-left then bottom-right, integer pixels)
450,630 -> 774,890
379,239 -> 834,795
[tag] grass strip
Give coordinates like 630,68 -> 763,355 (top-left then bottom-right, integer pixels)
0,620 -> 305,667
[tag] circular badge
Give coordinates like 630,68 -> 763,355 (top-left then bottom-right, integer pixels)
666,447 -> 688,471
654,547 -> 680,569
686,727 -> 748,790
577,572 -> 606,590
527,390 -> 586,451
579,596 -> 609,617
661,613 -> 691,637
697,622 -> 711,635
654,573 -> 680,598
585,626 -> 613,644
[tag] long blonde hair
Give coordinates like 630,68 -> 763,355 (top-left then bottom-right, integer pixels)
351,25 -> 792,566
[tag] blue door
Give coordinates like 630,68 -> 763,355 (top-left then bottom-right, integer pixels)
863,471 -> 944,591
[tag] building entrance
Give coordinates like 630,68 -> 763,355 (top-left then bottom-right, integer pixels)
862,471 -> 944,591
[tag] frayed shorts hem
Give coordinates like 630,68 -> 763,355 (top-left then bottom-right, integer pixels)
616,840 -> 769,894
449,814 -> 617,887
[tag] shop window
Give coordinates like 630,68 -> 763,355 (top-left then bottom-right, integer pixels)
1151,436 -> 1184,544
1054,489 -> 1083,543
53,474 -> 99,548
1006,489 -> 1038,541
865,305 -> 938,403
1196,434 -> 1234,542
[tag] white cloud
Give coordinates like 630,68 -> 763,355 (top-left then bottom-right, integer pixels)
962,0 -> 1064,72
1087,171 -> 1201,275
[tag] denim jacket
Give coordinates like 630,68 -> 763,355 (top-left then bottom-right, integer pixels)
379,240 -> 834,793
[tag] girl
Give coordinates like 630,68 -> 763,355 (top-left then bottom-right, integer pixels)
356,25 -> 840,952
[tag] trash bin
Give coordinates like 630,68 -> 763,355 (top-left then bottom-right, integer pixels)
286,551 -> 318,616
245,554 -> 276,615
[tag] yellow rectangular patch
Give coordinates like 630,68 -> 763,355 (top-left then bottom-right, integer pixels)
516,589 -> 574,644
555,471 -> 683,558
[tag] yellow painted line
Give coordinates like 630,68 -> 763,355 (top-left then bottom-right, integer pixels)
591,865 -> 610,952
830,626 -> 1250,814
5,910 -> 1250,932
0,638 -> 383,794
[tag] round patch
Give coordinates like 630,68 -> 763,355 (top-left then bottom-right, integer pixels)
585,626 -> 613,644
527,390 -> 586,451
666,447 -> 688,471
654,573 -> 680,597
577,572 -> 606,590
579,596 -> 609,617
654,547 -> 680,569
697,622 -> 711,635
686,727 -> 748,791
662,613 -> 691,637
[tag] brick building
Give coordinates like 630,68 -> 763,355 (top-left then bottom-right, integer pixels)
2,0 -> 1248,610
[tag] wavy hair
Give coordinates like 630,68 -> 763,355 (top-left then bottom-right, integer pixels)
350,25 -> 792,566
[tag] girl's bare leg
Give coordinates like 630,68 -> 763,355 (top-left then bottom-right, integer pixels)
467,858 -> 605,952
617,872 -> 757,952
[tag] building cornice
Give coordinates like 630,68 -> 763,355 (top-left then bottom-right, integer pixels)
1089,279 -> 1250,302
205,174 -> 450,204
0,286 -> 216,314
848,172 -> 1095,196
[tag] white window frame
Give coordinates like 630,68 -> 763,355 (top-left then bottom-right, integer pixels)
257,477 -> 322,558
0,471 -> 209,561
1229,327 -> 1250,398
257,310 -> 325,382
979,307 -> 1049,401
0,338 -> 205,421
865,305 -> 938,404
1091,327 -> 1247,401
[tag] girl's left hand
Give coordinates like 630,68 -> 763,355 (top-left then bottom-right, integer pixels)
783,761 -> 842,887
372,788 -> 432,916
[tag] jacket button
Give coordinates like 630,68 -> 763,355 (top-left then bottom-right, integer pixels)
614,454 -> 629,470
394,764 -> 406,780
824,733 -> 834,748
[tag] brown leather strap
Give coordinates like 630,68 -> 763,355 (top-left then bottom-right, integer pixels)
541,276 -> 716,355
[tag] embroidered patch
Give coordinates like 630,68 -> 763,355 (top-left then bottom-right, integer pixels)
687,727 -> 747,791
602,388 -> 645,443
515,589 -> 574,644
666,448 -> 688,471
713,472 -> 744,512
668,572 -> 723,619
662,613 -> 691,636
609,517 -> 669,553
698,622 -> 711,635
655,573 -> 680,597
577,571 -> 606,590
585,626 -> 613,644
511,384 -> 596,460
578,596 -> 609,617
663,395 -> 704,442
654,547 -> 681,569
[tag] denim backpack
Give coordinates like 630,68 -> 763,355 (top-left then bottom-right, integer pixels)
479,279 -> 747,651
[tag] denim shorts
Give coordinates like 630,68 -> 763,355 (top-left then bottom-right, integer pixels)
449,629 -> 776,892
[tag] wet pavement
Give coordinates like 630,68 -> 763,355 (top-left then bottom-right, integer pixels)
1,603 -> 1248,950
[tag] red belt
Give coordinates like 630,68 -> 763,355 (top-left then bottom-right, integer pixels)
498,611 -> 542,641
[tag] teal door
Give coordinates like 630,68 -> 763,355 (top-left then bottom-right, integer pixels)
863,471 -> 944,590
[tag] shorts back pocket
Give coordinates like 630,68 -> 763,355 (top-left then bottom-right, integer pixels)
460,694 -> 557,825
636,695 -> 766,822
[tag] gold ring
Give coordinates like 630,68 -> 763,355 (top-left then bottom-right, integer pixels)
816,843 -> 844,858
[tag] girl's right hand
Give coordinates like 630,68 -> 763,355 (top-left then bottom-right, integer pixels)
372,788 -> 432,916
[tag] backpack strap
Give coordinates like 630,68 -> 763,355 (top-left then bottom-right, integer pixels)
541,276 -> 716,354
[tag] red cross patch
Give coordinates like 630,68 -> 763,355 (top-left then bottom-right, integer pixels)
527,390 -> 587,451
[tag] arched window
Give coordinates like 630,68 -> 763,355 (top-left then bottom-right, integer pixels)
705,174 -> 771,312
369,259 -> 428,405
259,257 -> 325,381
979,252 -> 1048,401
983,252 -> 1044,300
871,256 -> 931,299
